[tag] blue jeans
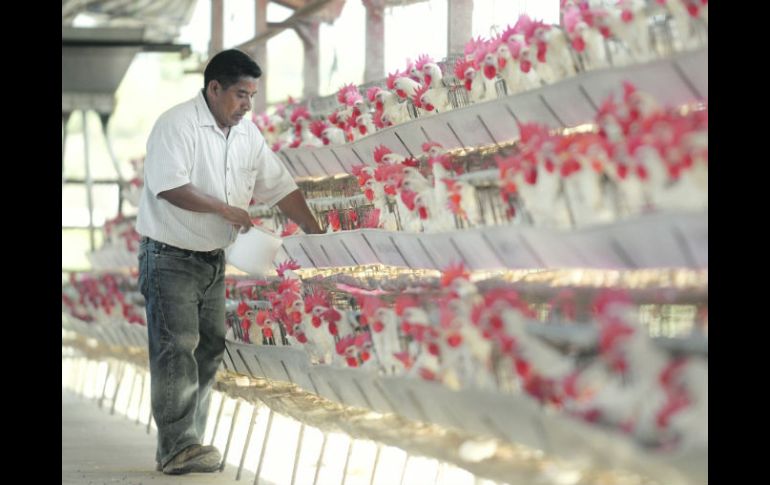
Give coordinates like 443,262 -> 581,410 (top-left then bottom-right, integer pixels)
138,237 -> 226,467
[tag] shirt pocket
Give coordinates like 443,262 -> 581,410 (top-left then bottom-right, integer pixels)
232,166 -> 258,208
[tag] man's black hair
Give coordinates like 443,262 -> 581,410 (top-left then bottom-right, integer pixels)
203,49 -> 262,90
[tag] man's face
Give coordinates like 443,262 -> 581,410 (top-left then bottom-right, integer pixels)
207,77 -> 259,128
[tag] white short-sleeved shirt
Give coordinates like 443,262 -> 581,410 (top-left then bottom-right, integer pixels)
136,90 -> 298,251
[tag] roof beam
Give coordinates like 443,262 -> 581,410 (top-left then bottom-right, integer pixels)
210,0 -> 224,55
270,0 -> 308,9
235,0 -> 333,50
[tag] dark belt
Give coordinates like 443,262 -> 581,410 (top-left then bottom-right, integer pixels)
142,237 -> 223,258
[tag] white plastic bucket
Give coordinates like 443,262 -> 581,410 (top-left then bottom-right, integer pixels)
226,227 -> 283,276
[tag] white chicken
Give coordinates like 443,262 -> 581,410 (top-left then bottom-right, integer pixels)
412,83 -> 451,115
529,20 -> 577,83
608,0 -> 653,63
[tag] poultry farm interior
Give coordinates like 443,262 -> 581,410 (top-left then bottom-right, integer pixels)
62,1 -> 707,484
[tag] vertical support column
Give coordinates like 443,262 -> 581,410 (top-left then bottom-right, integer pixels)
135,371 -> 146,425
98,112 -> 125,217
125,370 -> 139,418
297,20 -> 321,99
363,0 -> 385,83
368,444 -> 382,485
62,111 -> 71,186
236,404 -> 260,480
209,393 -> 226,445
82,110 -> 95,252
312,433 -> 328,485
340,438 -> 354,485
254,409 -> 275,485
447,0 -> 473,55
253,0 -> 269,113
98,361 -> 112,409
219,399 -> 242,472
210,0 -> 224,57
289,423 -> 306,485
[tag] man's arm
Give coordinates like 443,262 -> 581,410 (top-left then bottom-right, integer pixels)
159,183 -> 253,232
275,189 -> 323,234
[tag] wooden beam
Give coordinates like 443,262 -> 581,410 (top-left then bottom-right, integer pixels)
64,179 -> 121,185
364,0 -> 385,83
210,0 -> 224,56
447,0 -> 473,55
295,20 -> 320,98
271,0 -> 307,10
235,0 -> 333,51
253,0 -> 269,113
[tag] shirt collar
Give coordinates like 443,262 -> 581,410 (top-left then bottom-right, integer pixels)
195,90 -> 247,135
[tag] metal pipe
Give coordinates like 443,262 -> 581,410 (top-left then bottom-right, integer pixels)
220,399 -> 243,472
253,409 -> 275,485
290,424 -> 306,485
82,110 -> 96,252
237,405 -> 260,480
210,394 -> 226,445
312,433 -> 328,485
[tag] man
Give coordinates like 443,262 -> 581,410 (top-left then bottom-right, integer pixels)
136,49 -> 321,475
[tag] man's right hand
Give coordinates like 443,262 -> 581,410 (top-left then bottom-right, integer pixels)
159,185 -> 254,235
157,184 -> 254,233
219,205 -> 253,233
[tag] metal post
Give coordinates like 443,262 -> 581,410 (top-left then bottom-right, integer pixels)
312,433 -> 328,485
237,404 -> 260,481
110,362 -> 126,415
399,455 -> 410,485
125,369 -> 139,417
297,21 -> 320,99
253,409 -> 275,485
220,399 -> 243,472
363,0 -> 385,83
62,112 -> 71,186
290,424 -> 306,485
210,394 -> 227,445
340,439 -> 354,485
368,445 -> 382,485
252,0 -> 268,113
97,113 -> 124,181
98,113 -> 126,216
135,371 -> 145,425
448,0 -> 474,55
82,110 -> 96,252
210,0 -> 224,56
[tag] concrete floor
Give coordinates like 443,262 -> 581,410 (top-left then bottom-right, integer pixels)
62,389 -> 261,485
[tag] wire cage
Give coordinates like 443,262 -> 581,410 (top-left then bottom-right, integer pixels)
297,175 -> 360,200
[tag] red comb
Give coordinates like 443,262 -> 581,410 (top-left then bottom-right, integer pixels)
412,83 -> 430,108
422,141 -> 443,153
440,262 -> 470,288
336,83 -> 358,105
373,144 -> 393,164
415,54 -> 434,72
386,70 -> 402,90
289,106 -> 310,124
309,119 -> 327,138
454,58 -> 476,80
366,86 -> 382,102
304,289 -> 330,312
464,36 -> 485,56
